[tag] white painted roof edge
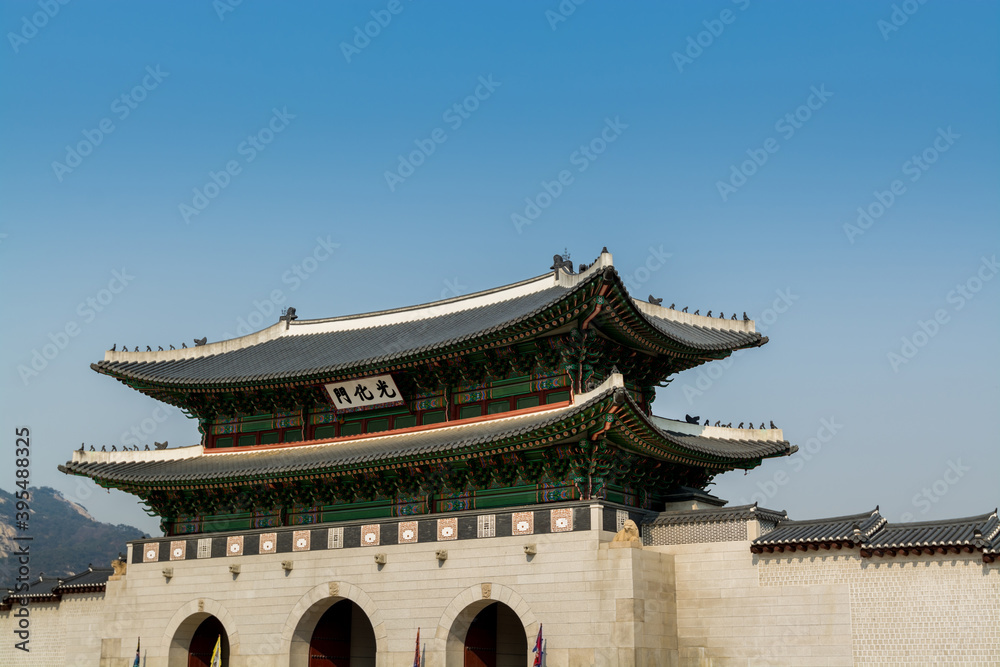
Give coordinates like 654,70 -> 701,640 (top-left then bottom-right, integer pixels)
651,415 -> 784,442
632,300 -> 756,333
72,443 -> 205,464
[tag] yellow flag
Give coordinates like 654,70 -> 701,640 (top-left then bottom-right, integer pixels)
210,634 -> 222,667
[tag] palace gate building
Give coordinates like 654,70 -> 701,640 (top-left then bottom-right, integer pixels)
2,249 -> 997,666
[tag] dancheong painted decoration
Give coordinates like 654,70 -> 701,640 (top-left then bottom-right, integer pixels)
60,248 -> 797,536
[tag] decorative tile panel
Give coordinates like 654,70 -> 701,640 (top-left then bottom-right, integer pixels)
142,544 -> 159,563
169,541 -> 186,561
616,509 -> 629,532
437,517 -> 458,541
551,508 -> 573,532
197,538 -> 212,559
361,524 -> 380,547
259,532 -> 277,554
328,526 -> 344,549
477,514 -> 496,538
512,512 -> 534,536
398,521 -> 418,544
226,535 -> 244,557
292,530 -> 311,551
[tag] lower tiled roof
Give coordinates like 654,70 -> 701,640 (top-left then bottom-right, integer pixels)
752,508 -> 1000,561
753,508 -> 885,546
60,375 -> 797,489
2,567 -> 112,606
644,503 -> 787,526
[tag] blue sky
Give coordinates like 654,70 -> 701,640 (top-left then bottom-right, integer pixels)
1,1 -> 997,535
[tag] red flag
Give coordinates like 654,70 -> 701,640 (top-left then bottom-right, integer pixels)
413,627 -> 420,667
532,623 -> 543,666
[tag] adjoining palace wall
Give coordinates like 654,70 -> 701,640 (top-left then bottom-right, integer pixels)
758,551 -> 1000,666
648,535 -> 999,667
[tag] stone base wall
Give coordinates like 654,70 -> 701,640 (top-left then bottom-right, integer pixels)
2,514 -> 996,666
1,512 -> 677,667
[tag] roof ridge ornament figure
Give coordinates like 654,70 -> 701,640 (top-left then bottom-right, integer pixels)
550,253 -> 574,274
194,337 -> 207,346
743,312 -> 750,321
280,307 -> 298,330
154,441 -> 168,450
648,295 -> 663,306
684,414 -> 699,424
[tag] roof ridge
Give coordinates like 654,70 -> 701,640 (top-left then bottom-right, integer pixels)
879,511 -> 999,529
772,508 -> 881,526
295,271 -> 557,326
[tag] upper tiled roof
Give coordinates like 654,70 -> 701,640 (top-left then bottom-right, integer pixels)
91,250 -> 766,389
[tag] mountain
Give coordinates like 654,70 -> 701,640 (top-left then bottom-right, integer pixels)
0,486 -> 145,588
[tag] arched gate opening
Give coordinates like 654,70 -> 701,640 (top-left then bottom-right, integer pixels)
463,602 -> 527,667
289,598 -> 376,667
188,615 -> 229,667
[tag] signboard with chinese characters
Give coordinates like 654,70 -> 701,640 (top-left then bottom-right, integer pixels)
324,375 -> 405,413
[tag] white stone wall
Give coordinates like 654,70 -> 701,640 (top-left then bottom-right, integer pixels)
0,592 -> 108,667
759,551 -> 1000,666
1,522 -> 676,667
648,540 -> 854,667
